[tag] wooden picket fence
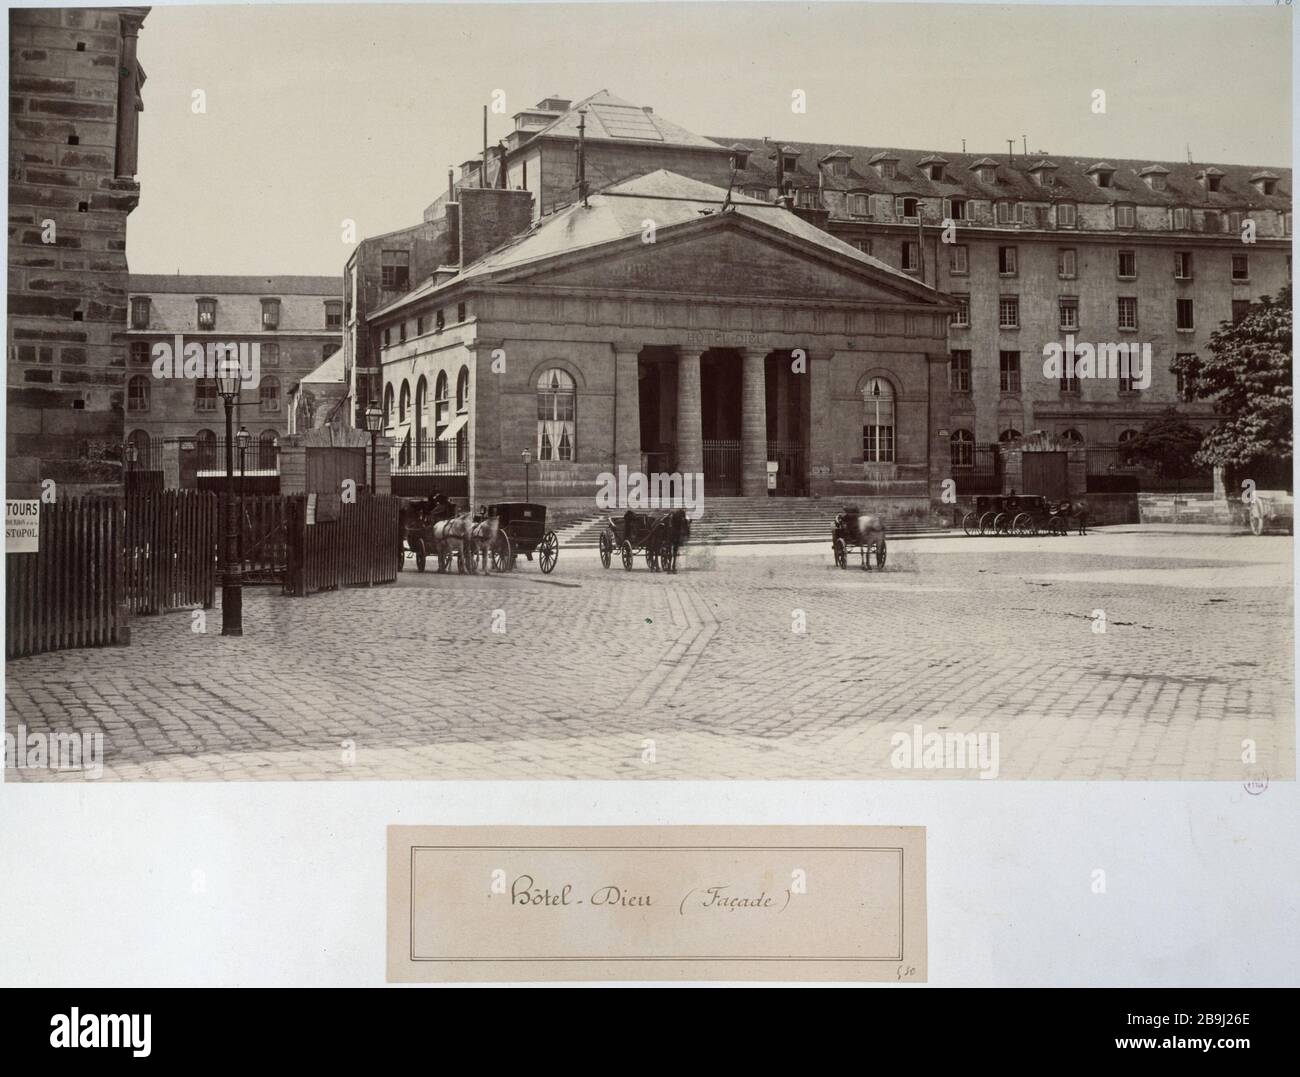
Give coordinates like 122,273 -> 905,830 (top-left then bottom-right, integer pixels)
238,494 -> 292,583
6,496 -> 128,659
123,489 -> 219,615
284,495 -> 401,596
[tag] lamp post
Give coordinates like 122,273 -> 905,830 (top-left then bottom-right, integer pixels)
216,361 -> 243,636
237,425 -> 250,567
521,447 -> 532,502
364,400 -> 383,494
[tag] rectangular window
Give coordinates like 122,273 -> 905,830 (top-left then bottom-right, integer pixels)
381,250 -> 410,290
1058,248 -> 1077,278
1175,357 -> 1197,400
998,296 -> 1019,329
999,350 -> 1021,393
849,193 -> 870,217
895,196 -> 919,220
457,302 -> 467,322
1172,206 -> 1191,230
1174,251 -> 1193,280
399,321 -> 407,343
129,341 -> 151,364
416,316 -> 425,335
1231,300 -> 1250,324
195,378 -> 217,413
260,378 -> 280,413
950,294 -> 970,328
1058,296 -> 1079,331
998,246 -> 1017,275
1118,296 -> 1138,330
1204,210 -> 1221,233
796,188 -> 820,209
196,298 -> 216,330
261,298 -> 280,330
1118,370 -> 1138,393
1231,254 -> 1249,281
1176,298 -> 1195,331
901,241 -> 919,272
1117,249 -> 1137,278
1228,211 -> 1243,232
1057,203 -> 1077,229
1060,361 -> 1081,394
130,297 -> 150,329
325,301 -> 342,328
382,328 -> 391,347
950,244 -> 968,274
949,350 -> 972,393
1115,204 -> 1136,229
261,342 -> 279,366
854,239 -> 873,255
948,198 -> 967,220
996,201 -> 1016,224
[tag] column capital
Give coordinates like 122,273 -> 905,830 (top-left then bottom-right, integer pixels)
611,342 -> 643,359
738,346 -> 771,361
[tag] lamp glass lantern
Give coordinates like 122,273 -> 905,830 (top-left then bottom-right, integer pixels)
215,356 -> 242,399
364,400 -> 383,434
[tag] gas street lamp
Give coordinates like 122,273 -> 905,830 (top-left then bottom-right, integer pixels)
364,400 -> 384,493
237,425 -> 250,565
521,447 -> 532,502
216,359 -> 243,636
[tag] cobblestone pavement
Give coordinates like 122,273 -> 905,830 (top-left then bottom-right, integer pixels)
4,530 -> 1293,782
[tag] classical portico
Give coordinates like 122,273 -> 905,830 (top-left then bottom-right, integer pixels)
370,170 -> 954,511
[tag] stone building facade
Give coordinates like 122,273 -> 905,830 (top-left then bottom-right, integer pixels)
7,6 -> 149,496
122,275 -> 342,468
416,90 -> 1289,468
368,172 -> 953,510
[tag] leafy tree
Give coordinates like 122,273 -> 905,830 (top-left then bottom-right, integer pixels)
1170,286 -> 1292,470
1122,408 -> 1206,490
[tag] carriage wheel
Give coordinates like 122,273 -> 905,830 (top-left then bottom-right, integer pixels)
876,538 -> 887,569
620,540 -> 634,571
538,531 -> 558,574
490,530 -> 513,573
962,511 -> 979,537
993,512 -> 1010,535
833,536 -> 848,568
413,538 -> 427,572
598,529 -> 613,569
1249,500 -> 1264,536
1012,513 -> 1035,537
978,511 -> 996,536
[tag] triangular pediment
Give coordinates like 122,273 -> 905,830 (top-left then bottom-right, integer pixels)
486,212 -> 946,307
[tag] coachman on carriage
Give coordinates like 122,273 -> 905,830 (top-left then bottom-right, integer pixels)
599,508 -> 690,572
831,506 -> 887,570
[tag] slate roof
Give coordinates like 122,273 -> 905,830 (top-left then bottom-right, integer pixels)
372,170 -> 934,321
129,274 -> 342,296
706,136 -> 1292,209
525,90 -> 720,150
300,346 -> 345,384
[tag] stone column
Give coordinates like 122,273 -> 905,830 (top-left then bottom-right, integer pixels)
806,350 -> 834,496
740,348 -> 769,496
114,13 -> 146,179
613,345 -> 642,474
675,349 -> 703,477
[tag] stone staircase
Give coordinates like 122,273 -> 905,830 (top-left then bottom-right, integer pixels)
554,497 -> 948,548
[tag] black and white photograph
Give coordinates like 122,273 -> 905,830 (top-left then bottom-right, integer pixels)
1,0 -> 1296,1002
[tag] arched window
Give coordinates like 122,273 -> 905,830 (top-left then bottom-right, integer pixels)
382,383 -> 394,429
258,429 -> 278,471
1061,428 -> 1084,444
998,428 -> 1021,443
195,428 -> 216,471
414,376 -> 427,463
950,428 -> 975,468
456,366 -> 470,413
434,371 -> 450,465
536,368 -> 576,461
127,375 -> 150,413
861,377 -> 895,463
398,380 -> 410,423
1118,428 -> 1141,465
127,428 -> 152,470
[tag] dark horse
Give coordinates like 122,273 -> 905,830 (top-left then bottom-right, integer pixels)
648,508 -> 691,573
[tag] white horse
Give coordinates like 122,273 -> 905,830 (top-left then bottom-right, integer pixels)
431,512 -> 475,573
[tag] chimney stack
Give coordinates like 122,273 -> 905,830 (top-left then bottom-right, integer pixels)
457,187 -> 534,267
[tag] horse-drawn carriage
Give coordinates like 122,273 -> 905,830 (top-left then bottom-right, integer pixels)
484,502 -> 559,573
831,506 -> 887,570
396,495 -> 519,574
598,508 -> 690,572
961,494 -> 1086,536
1243,490 -> 1294,536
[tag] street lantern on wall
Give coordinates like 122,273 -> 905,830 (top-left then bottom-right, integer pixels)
364,400 -> 384,494
521,447 -> 532,502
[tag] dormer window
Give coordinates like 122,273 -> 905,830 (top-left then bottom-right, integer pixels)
1205,173 -> 1222,192
871,154 -> 899,180
1087,162 -> 1116,189
1096,173 -> 1112,188
1251,172 -> 1279,196
1029,161 -> 1057,188
729,144 -> 751,170
782,155 -> 798,173
1140,166 -> 1170,192
927,163 -> 944,182
832,159 -> 849,177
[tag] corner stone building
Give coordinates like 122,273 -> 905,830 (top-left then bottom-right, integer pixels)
370,172 -> 953,510
7,6 -> 148,496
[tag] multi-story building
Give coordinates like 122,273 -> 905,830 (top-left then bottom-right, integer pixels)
7,6 -> 149,496
339,89 -> 1290,507
123,274 -> 342,471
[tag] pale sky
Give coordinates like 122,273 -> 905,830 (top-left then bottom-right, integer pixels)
127,1 -> 1293,276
